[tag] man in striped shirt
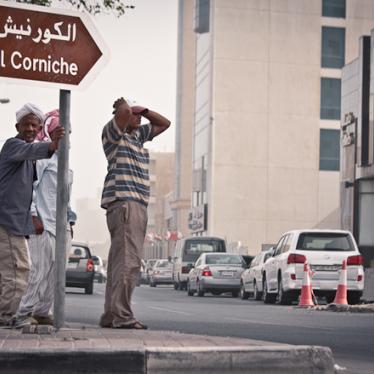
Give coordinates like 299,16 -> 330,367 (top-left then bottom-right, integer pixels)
100,98 -> 170,329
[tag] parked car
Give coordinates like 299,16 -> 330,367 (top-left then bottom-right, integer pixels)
92,255 -> 107,283
173,236 -> 227,290
139,259 -> 147,285
241,255 -> 255,268
149,259 -> 174,287
145,259 -> 158,284
66,242 -> 95,295
240,248 -> 274,300
262,230 -> 364,305
187,253 -> 246,297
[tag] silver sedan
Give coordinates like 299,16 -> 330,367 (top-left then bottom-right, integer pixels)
149,259 -> 174,287
187,253 -> 246,297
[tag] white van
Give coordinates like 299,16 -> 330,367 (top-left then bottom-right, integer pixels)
172,236 -> 226,290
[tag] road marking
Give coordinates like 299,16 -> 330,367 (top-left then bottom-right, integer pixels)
148,306 -> 192,316
224,317 -> 335,331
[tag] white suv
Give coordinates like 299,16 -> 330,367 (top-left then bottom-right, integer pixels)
262,230 -> 364,305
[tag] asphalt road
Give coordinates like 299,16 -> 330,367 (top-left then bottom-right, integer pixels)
66,283 -> 374,374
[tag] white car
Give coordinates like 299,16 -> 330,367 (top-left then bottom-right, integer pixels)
240,248 -> 274,300
262,230 -> 364,305
149,259 -> 174,287
187,253 -> 246,297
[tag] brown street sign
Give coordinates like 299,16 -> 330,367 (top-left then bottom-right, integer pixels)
0,1 -> 108,88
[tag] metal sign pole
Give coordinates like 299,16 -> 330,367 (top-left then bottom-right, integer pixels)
54,89 -> 71,329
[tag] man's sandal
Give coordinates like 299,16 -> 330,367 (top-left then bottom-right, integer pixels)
114,321 -> 148,330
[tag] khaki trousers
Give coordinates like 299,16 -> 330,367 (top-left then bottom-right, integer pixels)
0,225 -> 30,319
100,200 -> 147,327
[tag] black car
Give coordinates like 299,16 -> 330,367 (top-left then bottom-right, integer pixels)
66,242 -> 95,294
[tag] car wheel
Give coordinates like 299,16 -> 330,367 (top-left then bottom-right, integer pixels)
211,290 -> 221,296
187,281 -> 194,296
240,283 -> 250,300
232,291 -> 239,298
98,276 -> 103,284
348,292 -> 361,305
85,281 -> 94,295
262,276 -> 276,304
325,294 -> 335,304
174,282 -> 179,290
277,276 -> 291,305
253,281 -> 262,301
197,281 -> 205,297
150,280 -> 156,287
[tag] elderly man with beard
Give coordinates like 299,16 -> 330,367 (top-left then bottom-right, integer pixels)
0,104 -> 64,327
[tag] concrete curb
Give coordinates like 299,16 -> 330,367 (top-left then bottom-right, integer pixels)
0,345 -> 335,374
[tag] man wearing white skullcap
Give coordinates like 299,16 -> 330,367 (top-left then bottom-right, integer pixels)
0,103 -> 65,327
16,103 -> 45,124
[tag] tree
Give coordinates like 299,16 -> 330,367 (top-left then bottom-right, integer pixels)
11,0 -> 134,17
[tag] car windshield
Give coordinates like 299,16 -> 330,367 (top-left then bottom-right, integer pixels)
296,233 -> 354,251
147,260 -> 157,268
68,246 -> 88,259
205,254 -> 243,265
155,260 -> 173,269
184,239 -> 226,262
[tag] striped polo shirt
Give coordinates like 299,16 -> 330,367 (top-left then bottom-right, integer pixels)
101,119 -> 153,209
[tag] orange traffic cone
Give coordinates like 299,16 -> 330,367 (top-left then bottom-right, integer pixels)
333,259 -> 348,305
298,262 -> 315,307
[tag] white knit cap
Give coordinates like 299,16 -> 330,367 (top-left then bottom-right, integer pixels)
125,98 -> 136,107
16,103 -> 45,123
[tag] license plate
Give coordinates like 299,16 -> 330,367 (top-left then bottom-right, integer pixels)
67,262 -> 78,269
221,271 -> 234,277
311,265 -> 340,271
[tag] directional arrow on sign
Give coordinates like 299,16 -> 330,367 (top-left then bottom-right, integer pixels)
0,1 -> 109,88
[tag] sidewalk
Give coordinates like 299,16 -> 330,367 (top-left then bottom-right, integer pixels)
0,323 -> 335,373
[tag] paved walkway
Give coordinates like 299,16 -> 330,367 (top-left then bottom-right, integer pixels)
0,323 -> 336,373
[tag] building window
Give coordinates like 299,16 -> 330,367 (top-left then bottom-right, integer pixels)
322,0 -> 346,18
321,27 -> 345,68
321,78 -> 341,120
320,129 -> 340,171
194,0 -> 210,34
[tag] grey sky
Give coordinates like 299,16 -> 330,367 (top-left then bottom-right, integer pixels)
0,0 -> 178,201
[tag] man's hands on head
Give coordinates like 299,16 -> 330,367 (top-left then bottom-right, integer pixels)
32,216 -> 44,235
48,126 -> 65,152
113,97 -> 132,130
131,106 -> 148,115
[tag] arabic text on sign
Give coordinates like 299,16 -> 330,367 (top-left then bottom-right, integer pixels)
0,16 -> 77,44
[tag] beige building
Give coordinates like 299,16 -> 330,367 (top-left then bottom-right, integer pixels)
144,152 -> 175,259
173,0 -> 374,254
